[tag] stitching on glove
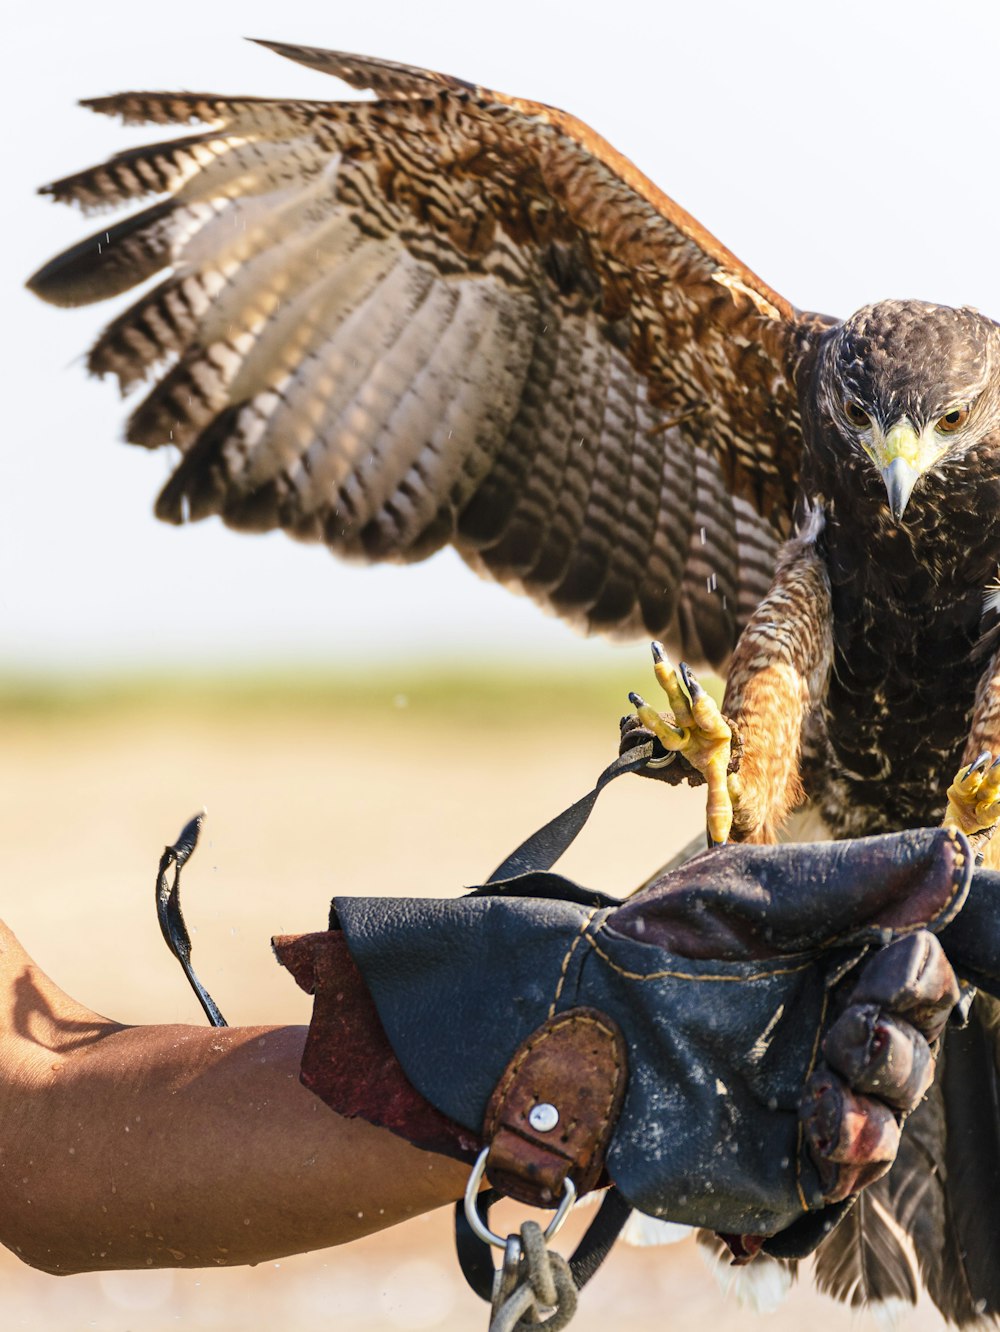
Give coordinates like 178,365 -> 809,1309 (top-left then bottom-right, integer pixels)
795,987 -> 831,1211
588,826 -> 968,977
584,929 -> 814,983
548,908 -> 598,1019
806,827 -> 968,952
485,1010 -> 624,1151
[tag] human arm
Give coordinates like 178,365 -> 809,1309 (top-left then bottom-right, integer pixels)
0,919 -> 469,1276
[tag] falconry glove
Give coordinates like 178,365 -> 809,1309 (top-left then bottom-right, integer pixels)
273,825 -> 968,1272
155,754 -> 1000,1318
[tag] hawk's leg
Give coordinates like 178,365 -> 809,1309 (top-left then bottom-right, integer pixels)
624,512 -> 832,846
944,644 -> 1000,859
629,643 -> 737,845
721,510 -> 833,843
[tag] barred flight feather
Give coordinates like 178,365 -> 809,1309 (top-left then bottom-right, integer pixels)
28,39 -> 824,668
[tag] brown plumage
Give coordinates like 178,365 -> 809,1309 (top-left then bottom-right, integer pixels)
26,40 -> 1000,1323
28,39 -> 805,667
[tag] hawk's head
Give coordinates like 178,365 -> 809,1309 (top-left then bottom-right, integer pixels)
816,299 -> 1000,521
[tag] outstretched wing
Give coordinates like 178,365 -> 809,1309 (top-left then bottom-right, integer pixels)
28,40 -> 832,669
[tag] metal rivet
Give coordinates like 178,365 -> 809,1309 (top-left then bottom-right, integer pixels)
528,1102 -> 560,1132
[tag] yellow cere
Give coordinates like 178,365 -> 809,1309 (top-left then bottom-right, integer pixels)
872,419 -> 943,475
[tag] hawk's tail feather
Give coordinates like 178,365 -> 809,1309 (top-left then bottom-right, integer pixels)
695,1229 -> 798,1314
881,1080 -> 984,1324
938,994 -> 1000,1321
812,1182 -> 920,1310
814,1006 -> 1000,1326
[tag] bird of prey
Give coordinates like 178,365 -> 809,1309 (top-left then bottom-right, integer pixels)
26,39 -> 1000,1323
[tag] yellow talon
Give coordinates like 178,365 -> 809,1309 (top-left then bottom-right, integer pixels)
652,643 -> 694,727
630,695 -> 689,749
630,643 -> 735,844
945,751 -> 1000,835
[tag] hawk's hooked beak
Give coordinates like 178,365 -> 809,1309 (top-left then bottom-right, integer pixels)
881,455 -> 921,523
876,422 -> 923,523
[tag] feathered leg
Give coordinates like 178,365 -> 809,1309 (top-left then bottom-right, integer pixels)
720,511 -> 832,842
628,511 -> 832,844
945,648 -> 1000,849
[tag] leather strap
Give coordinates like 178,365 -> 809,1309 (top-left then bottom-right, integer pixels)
483,1007 -> 628,1207
456,750 -> 653,1302
487,744 -> 655,882
155,812 -> 227,1028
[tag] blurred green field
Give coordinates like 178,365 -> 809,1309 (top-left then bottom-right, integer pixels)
0,660 -> 723,723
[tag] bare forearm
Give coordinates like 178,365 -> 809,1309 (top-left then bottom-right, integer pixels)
0,925 -> 468,1275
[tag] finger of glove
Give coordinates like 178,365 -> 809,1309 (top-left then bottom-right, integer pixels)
849,931 -> 960,1044
823,1004 -> 934,1111
800,1067 -> 900,1203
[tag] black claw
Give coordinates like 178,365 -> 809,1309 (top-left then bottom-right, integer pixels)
651,640 -> 666,663
990,755 -> 1000,771
967,751 -> 992,778
628,691 -> 646,709
679,661 -> 704,700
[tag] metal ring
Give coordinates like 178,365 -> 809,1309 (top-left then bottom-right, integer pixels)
646,751 -> 677,770
463,1147 -> 578,1249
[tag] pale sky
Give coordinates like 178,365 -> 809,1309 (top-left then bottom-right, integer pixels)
4,0 -> 1000,671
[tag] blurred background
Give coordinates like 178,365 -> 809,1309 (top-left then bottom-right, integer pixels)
1,0 -> 992,1325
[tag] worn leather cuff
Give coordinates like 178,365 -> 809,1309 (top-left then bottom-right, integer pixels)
273,930 -> 480,1163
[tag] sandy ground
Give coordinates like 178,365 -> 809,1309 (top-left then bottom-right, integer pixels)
0,675 -> 950,1329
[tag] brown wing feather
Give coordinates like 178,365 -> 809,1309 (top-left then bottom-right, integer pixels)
28,40 -> 828,668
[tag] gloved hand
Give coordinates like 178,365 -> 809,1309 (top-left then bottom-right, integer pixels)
274,826 -> 971,1259
801,932 -> 954,1197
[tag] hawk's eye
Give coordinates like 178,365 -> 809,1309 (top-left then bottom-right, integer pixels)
843,400 -> 871,428
936,405 -> 970,434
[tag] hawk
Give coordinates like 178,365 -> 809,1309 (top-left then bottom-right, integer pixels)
27,39 -> 1000,1323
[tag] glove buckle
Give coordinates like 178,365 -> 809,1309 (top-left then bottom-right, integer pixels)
464,1146 -> 576,1249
